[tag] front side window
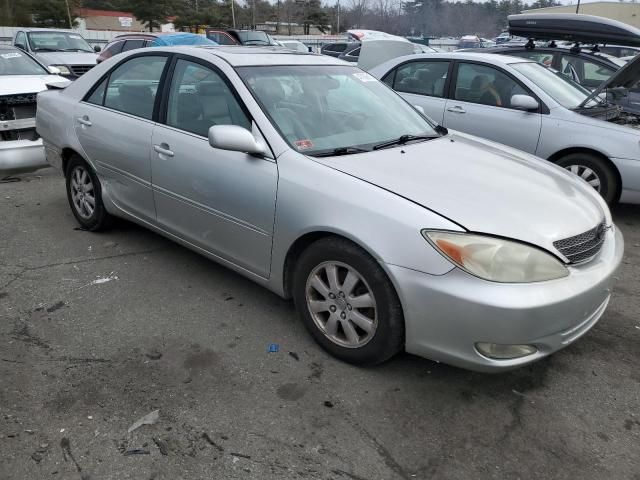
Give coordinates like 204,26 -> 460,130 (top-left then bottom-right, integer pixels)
238,65 -> 437,155
560,54 -> 615,89
393,61 -> 449,97
166,59 -> 250,137
454,63 -> 527,108
511,62 -> 592,109
27,32 -> 93,53
101,56 -> 168,119
14,32 -> 27,49
0,48 -> 48,75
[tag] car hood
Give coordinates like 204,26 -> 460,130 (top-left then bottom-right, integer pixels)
0,75 -> 65,95
311,132 -> 606,258
33,51 -> 97,66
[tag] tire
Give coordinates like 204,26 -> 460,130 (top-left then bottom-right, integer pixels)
293,237 -> 404,365
554,153 -> 618,205
65,155 -> 112,231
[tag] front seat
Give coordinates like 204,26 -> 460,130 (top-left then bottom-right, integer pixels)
117,84 -> 154,118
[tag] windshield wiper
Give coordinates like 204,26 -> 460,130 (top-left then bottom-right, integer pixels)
312,146 -> 369,157
33,48 -> 57,52
61,48 -> 92,52
372,134 -> 437,151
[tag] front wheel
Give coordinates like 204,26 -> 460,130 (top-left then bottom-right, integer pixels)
555,153 -> 618,205
293,237 -> 404,365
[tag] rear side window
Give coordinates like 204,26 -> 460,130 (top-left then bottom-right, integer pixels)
97,56 -> 168,119
393,61 -> 450,98
208,32 -> 236,45
508,50 -> 554,67
122,39 -> 145,52
345,47 -> 360,58
325,43 -> 347,53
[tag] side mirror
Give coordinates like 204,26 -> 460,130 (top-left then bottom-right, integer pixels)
413,104 -> 425,115
48,66 -> 62,75
94,45 -> 102,53
511,94 -> 539,111
208,125 -> 265,156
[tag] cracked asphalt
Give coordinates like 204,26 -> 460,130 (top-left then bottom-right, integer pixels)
1,168 -> 639,480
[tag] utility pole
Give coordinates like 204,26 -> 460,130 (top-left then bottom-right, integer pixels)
576,0 -> 581,14
337,0 -> 340,34
65,0 -> 73,29
252,0 -> 256,28
276,0 -> 281,34
231,0 -> 236,27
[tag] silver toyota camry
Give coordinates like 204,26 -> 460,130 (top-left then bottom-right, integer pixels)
36,46 -> 623,372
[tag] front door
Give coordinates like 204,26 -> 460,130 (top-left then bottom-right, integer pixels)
443,62 -> 542,154
74,54 -> 169,222
151,58 -> 278,277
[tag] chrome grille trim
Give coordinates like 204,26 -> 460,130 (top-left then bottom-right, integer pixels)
70,65 -> 94,76
553,221 -> 607,264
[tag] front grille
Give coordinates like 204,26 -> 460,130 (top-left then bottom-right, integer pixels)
70,65 -> 94,76
0,93 -> 37,124
553,221 -> 607,264
0,93 -> 38,107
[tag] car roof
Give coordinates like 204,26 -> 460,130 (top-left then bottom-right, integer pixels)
21,28 -> 76,33
114,33 -> 159,39
474,45 -> 625,66
404,51 -> 536,65
158,45 -> 348,67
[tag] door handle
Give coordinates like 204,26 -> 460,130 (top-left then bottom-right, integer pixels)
446,106 -> 466,114
153,143 -> 174,157
77,115 -> 92,126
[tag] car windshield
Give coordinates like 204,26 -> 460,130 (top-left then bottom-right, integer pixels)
238,65 -> 438,155
28,32 -> 93,53
0,49 -> 47,75
511,61 -> 598,109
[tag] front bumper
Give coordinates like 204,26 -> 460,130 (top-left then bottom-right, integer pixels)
388,226 -> 624,372
0,138 -> 48,176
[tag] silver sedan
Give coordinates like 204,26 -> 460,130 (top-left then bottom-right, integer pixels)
36,46 -> 623,371
369,52 -> 640,205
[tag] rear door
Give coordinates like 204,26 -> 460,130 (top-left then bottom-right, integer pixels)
150,56 -> 278,277
74,53 -> 169,222
442,61 -> 542,154
381,59 -> 450,124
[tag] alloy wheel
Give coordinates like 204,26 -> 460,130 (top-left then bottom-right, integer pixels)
305,261 -> 378,348
565,164 -> 601,192
70,165 -> 95,219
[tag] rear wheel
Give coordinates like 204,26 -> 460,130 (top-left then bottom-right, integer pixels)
554,153 -> 618,205
293,237 -> 404,365
65,155 -> 111,231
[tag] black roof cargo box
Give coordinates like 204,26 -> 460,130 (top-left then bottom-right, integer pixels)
508,13 -> 640,47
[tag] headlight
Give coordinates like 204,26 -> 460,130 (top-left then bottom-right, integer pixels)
422,230 -> 569,283
51,65 -> 71,75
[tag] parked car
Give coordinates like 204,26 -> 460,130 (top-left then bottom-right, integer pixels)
320,41 -> 359,58
13,28 -> 98,79
0,45 -> 65,176
495,32 -> 511,44
276,39 -> 309,53
97,33 -> 217,64
370,52 -> 640,204
592,45 -> 640,59
36,46 -> 622,371
206,28 -> 275,46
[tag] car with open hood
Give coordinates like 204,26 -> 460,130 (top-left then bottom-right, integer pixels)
0,45 -> 66,177
13,28 -> 99,80
36,46 -> 622,372
370,51 -> 640,205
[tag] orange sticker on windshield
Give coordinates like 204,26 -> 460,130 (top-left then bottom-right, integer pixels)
295,139 -> 314,150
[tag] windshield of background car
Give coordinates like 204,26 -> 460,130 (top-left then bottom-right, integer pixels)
28,32 -> 93,53
238,65 -> 438,155
237,31 -> 270,45
511,61 -> 594,109
0,49 -> 47,75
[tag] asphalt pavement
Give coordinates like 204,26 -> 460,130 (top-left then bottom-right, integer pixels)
1,168 -> 639,480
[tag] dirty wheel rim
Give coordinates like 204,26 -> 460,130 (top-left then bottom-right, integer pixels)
305,261 -> 378,348
565,164 -> 601,192
70,166 -> 95,219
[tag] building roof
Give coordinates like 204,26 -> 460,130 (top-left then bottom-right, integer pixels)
77,8 -> 134,18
